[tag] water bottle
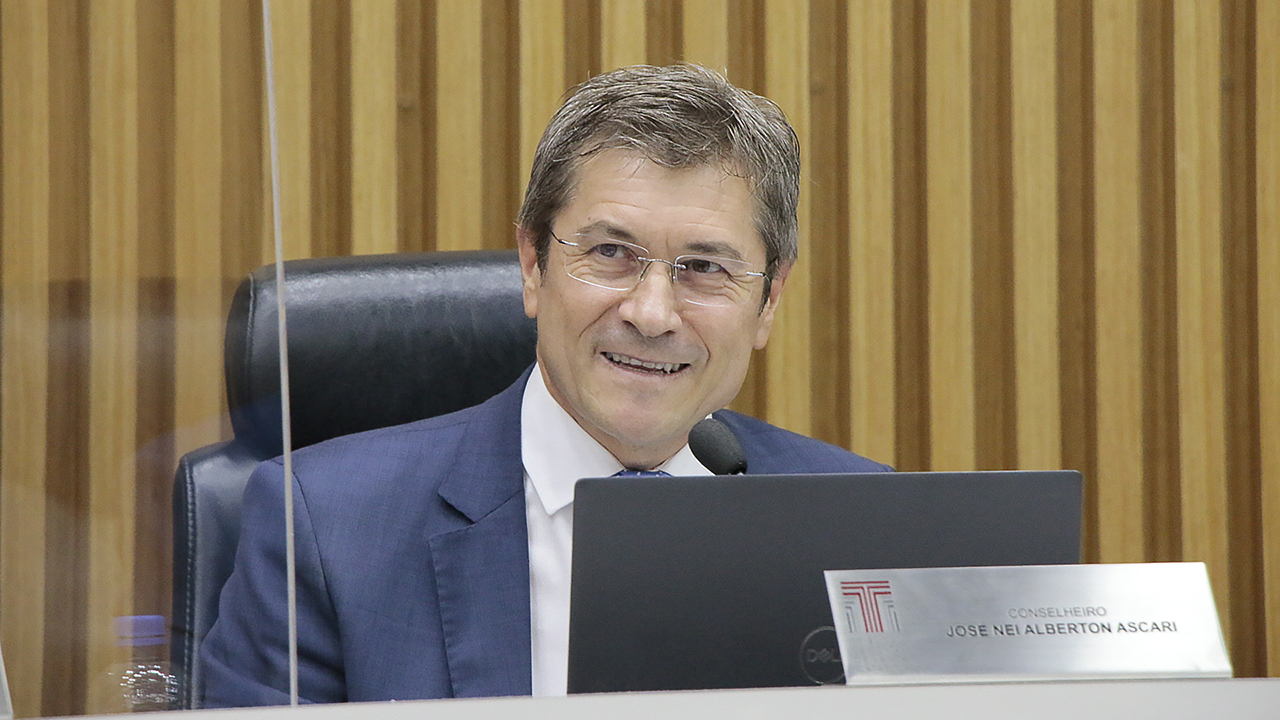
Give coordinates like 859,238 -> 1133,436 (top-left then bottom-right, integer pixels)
110,615 -> 177,711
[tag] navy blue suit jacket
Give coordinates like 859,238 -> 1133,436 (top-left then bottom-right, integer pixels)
201,367 -> 891,707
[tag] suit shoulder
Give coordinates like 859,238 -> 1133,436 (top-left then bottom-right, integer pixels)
293,401 -> 479,462
281,368 -> 527,478
714,410 -> 893,474
261,398 -> 501,511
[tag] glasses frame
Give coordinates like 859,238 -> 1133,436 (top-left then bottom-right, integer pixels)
550,230 -> 767,308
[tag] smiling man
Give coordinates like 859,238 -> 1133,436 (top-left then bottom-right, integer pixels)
521,150 -> 775,469
201,64 -> 890,707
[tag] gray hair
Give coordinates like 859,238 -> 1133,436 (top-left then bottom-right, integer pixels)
516,64 -> 800,285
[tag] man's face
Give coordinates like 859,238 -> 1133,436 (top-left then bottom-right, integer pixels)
517,149 -> 789,469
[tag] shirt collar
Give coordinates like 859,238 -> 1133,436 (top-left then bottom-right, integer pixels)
520,363 -> 710,516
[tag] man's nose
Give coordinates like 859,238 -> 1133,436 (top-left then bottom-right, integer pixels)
618,260 -> 682,337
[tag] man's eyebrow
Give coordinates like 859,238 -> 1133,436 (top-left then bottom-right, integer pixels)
683,240 -> 746,261
578,220 -> 642,244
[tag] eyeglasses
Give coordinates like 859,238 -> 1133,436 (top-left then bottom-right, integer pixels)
552,229 -> 767,307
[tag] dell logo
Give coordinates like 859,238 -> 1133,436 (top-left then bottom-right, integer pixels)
805,648 -> 841,664
799,626 -> 845,685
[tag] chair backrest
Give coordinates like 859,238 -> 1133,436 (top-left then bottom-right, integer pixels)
170,251 -> 537,708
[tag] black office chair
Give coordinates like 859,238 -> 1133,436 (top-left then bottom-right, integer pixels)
170,251 -> 537,709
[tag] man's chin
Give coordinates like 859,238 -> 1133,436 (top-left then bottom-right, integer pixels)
592,414 -> 692,461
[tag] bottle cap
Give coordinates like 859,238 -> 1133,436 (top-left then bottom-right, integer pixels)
113,615 -> 167,647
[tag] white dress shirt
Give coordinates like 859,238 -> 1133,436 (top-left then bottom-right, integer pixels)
520,363 -> 711,696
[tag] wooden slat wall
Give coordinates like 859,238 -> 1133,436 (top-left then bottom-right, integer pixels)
926,0 -> 976,472
436,1 -> 484,253
0,1 -> 1274,714
1174,0 -> 1232,645
1093,0 -> 1144,565
1011,0 -> 1060,472
763,0 -> 812,436
1,2 -> 51,715
1260,0 -> 1280,680
269,0 -> 313,262
85,0 -> 142,712
351,1 -> 399,255
846,0 -> 895,464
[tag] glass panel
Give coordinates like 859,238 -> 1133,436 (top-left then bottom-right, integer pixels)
0,1 -> 275,715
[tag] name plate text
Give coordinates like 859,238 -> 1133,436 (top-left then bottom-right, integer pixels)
824,563 -> 1231,685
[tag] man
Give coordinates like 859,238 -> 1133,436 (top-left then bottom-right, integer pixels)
201,64 -> 889,707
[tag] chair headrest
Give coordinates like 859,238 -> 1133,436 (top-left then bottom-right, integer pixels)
224,251 -> 538,458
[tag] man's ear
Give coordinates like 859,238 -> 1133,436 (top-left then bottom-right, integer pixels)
753,262 -> 791,350
516,226 -> 542,319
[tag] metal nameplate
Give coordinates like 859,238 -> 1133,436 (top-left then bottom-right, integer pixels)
824,563 -> 1232,685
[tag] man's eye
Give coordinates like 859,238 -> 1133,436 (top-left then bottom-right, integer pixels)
681,257 -> 728,275
591,242 -> 632,259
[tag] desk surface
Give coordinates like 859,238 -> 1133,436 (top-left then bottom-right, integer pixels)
61,678 -> 1280,720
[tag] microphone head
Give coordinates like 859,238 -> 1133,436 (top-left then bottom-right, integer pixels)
688,417 -> 748,475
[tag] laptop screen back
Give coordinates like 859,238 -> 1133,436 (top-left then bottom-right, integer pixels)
567,470 -> 1082,693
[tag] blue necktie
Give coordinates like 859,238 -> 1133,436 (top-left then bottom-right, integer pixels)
612,469 -> 671,478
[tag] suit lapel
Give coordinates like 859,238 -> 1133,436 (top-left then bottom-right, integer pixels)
429,370 -> 533,697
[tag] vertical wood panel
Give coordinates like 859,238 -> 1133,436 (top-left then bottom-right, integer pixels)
847,0 -> 896,463
970,0 -> 1015,470
133,0 -> 176,649
564,0 -> 602,85
43,1 -> 92,713
1173,0 -> 1231,639
174,0 -> 225,452
682,0 -> 728,73
762,0 -> 811,436
890,0 -> 930,473
726,0 -> 765,93
220,0 -> 267,287
925,0 -> 975,470
1219,0 -> 1261,677
1011,0 -> 1060,470
0,2 -> 50,714
520,0 -> 567,191
272,0 -> 313,261
1054,0 -> 1097,559
351,1 -> 398,254
397,0 -> 436,253
436,0 -> 484,251
85,0 -> 140,710
1138,0 -> 1181,564
724,0 -> 766,419
480,0 -> 520,250
1092,0 -> 1145,563
808,0 -> 847,447
645,0 -> 682,64
310,2 -> 352,258
1257,0 -> 1280,679
601,0 -> 647,70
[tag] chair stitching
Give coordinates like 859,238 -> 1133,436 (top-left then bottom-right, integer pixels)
182,459 -> 198,706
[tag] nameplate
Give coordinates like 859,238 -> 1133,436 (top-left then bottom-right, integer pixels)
824,563 -> 1231,684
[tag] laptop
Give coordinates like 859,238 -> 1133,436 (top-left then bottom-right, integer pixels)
566,470 -> 1082,693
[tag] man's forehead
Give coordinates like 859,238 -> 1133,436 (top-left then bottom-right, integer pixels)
575,148 -> 751,188
560,151 -> 765,249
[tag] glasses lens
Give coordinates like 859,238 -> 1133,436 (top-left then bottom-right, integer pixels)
563,235 -> 644,290
675,255 -> 756,306
558,231 -> 764,306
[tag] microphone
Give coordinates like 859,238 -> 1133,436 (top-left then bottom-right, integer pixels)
689,417 -> 748,475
